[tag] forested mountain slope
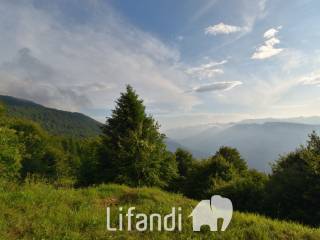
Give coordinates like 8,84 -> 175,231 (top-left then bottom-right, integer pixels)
0,95 -> 102,137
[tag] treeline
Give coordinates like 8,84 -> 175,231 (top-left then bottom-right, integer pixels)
0,86 -> 319,227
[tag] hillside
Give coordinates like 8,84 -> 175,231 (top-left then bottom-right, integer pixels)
0,181 -> 319,240
0,95 -> 102,138
171,122 -> 320,172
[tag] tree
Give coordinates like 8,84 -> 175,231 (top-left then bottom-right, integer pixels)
0,105 -> 23,179
77,137 -> 101,186
6,119 -> 72,181
175,148 -> 194,177
99,85 -> 177,187
185,154 -> 236,199
168,149 -> 194,193
0,127 -> 23,179
214,170 -> 268,213
184,147 -> 250,199
0,103 -> 4,117
265,132 -> 320,226
216,146 -> 248,173
8,119 -> 50,178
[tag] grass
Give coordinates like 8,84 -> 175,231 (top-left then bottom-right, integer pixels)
0,181 -> 319,240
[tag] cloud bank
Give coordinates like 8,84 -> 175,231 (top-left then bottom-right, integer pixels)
0,1 -> 198,113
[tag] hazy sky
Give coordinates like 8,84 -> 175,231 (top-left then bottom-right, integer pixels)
1,0 -> 320,129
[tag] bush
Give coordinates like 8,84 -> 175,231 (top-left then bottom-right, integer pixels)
214,170 -> 268,213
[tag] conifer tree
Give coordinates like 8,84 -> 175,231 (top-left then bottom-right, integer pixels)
99,85 -> 177,187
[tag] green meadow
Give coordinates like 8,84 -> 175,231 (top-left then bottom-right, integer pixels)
0,181 -> 319,240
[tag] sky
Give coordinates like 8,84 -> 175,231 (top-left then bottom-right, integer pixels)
1,0 -> 320,130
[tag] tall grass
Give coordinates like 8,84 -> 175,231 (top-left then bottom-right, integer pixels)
0,180 -> 319,239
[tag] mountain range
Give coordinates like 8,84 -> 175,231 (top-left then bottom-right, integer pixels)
166,120 -> 320,172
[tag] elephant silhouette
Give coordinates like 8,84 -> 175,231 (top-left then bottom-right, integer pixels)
189,195 -> 233,231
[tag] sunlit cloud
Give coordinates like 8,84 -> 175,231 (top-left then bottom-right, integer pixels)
205,23 -> 242,35
299,72 -> 320,86
186,60 -> 227,79
264,26 -> 281,38
251,26 -> 283,60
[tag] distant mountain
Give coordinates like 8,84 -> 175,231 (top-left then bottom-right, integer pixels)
165,123 -> 232,140
240,116 -> 320,125
165,138 -> 185,152
164,138 -> 206,157
168,122 -> 320,172
0,95 -> 102,138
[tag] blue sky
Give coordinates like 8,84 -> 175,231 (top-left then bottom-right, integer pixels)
1,0 -> 320,129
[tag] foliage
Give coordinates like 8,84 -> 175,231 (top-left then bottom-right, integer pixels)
215,146 -> 248,173
175,148 -> 194,177
168,148 -> 195,193
99,85 -> 178,187
7,119 -> 52,178
0,111 -> 79,182
0,103 -> 4,116
0,127 -> 23,179
77,137 -> 101,186
214,169 -> 268,213
184,155 -> 235,199
184,147 -> 248,200
265,131 -> 320,226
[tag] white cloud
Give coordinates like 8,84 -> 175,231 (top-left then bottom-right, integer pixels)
0,1 -> 199,113
299,72 -> 320,86
191,81 -> 242,92
186,60 -> 227,79
205,23 -> 242,35
204,0 -> 268,51
251,26 -> 283,60
263,26 -> 281,38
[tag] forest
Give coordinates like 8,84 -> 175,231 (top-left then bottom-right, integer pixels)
1,85 -> 320,230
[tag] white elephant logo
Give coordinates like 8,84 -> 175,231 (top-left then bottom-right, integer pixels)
189,195 -> 233,232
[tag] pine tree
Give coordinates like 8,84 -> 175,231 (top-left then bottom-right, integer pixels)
99,85 -> 177,187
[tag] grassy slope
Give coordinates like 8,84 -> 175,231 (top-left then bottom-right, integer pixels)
0,182 -> 319,240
